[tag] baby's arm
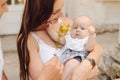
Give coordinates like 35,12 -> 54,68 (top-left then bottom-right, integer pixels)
85,34 -> 96,51
85,26 -> 96,51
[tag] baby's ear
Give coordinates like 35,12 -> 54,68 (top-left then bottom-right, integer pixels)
88,26 -> 95,35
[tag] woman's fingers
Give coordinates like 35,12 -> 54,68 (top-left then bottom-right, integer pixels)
54,57 -> 64,80
46,56 -> 58,65
45,56 -> 63,80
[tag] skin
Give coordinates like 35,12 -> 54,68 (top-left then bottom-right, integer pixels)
66,43 -> 102,80
0,0 -> 8,17
62,16 -> 97,80
71,16 -> 96,51
2,71 -> 7,80
67,18 -> 103,80
28,0 -> 65,80
71,16 -> 94,39
27,0 -> 102,80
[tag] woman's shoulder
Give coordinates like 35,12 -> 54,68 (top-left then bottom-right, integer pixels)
27,32 -> 39,51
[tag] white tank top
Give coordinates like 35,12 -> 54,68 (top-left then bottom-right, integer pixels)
31,32 -> 57,63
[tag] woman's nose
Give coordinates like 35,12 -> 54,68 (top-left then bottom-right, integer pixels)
3,3 -> 8,12
58,11 -> 64,17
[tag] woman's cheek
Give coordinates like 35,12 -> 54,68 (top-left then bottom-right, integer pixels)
47,19 -> 64,41
47,25 -> 59,41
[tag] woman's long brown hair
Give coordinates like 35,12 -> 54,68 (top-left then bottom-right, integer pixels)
17,0 -> 55,79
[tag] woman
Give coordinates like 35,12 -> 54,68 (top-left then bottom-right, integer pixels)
17,0 -> 102,80
0,0 -> 8,80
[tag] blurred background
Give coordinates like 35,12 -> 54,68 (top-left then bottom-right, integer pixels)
0,0 -> 120,80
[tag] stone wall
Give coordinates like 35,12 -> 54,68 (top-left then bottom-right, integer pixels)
98,40 -> 120,80
118,26 -> 120,44
97,26 -> 120,80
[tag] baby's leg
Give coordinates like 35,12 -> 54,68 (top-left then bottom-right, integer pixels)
87,65 -> 99,80
62,59 -> 79,80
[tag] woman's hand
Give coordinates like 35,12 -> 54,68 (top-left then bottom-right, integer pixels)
37,56 -> 64,80
66,59 -> 94,80
66,44 -> 102,80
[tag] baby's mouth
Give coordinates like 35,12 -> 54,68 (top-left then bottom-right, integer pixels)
75,34 -> 82,38
76,33 -> 80,36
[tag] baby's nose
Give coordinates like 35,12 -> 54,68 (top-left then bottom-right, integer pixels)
76,27 -> 81,32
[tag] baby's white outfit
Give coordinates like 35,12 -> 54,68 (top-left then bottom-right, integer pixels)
59,30 -> 89,63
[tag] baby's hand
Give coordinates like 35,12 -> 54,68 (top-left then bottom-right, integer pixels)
88,26 -> 95,35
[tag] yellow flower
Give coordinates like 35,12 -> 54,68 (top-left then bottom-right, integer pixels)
59,24 -> 69,33
55,24 -> 69,48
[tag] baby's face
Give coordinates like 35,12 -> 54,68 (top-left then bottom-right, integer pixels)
71,23 -> 89,39
71,16 -> 93,39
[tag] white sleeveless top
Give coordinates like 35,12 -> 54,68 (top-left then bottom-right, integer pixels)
31,32 -> 57,63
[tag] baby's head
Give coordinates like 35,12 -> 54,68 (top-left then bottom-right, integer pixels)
71,16 -> 95,39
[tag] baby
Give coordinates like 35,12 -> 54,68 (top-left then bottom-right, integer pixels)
56,16 -> 96,80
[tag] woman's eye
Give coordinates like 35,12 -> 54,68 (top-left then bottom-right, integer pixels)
52,9 -> 61,15
52,10 -> 58,15
52,12 -> 57,15
1,1 -> 7,7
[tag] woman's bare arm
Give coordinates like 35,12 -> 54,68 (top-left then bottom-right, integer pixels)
37,56 -> 63,80
87,43 -> 103,63
67,43 -> 103,80
27,34 -> 44,80
27,34 -> 64,80
2,71 -> 7,80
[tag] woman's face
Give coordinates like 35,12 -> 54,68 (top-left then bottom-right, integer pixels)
48,0 -> 64,21
47,0 -> 64,42
53,0 -> 64,14
0,0 -> 8,17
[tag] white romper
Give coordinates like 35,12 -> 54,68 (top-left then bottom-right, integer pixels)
59,31 -> 89,63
